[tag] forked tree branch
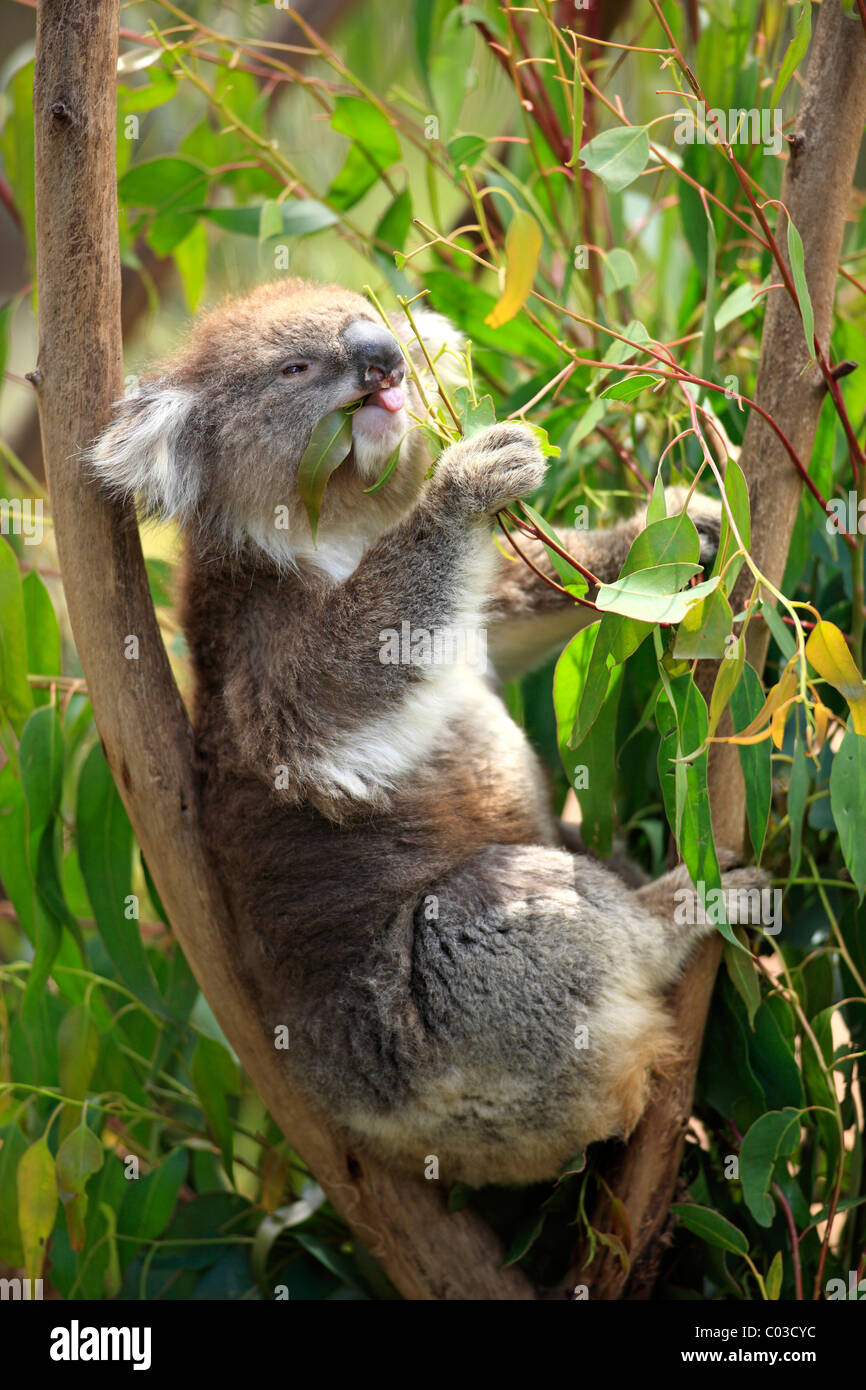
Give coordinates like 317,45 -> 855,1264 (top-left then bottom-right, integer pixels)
31,0 -> 533,1302
577,0 -> 866,1299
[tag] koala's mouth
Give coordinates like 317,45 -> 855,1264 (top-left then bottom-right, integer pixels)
358,384 -> 405,413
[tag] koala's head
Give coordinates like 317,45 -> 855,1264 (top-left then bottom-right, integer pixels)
88,278 -> 463,575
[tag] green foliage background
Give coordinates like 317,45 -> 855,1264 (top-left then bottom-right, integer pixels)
0,0 -> 865,1300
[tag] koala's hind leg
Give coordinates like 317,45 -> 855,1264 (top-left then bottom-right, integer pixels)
349,844 -> 705,1186
634,859 -> 768,961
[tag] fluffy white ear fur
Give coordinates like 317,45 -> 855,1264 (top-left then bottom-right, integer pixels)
86,385 -> 198,521
396,308 -> 467,390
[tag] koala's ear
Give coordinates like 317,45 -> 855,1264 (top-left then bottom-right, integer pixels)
395,308 -> 466,387
86,382 -> 199,521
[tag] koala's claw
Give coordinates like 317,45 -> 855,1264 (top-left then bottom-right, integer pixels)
435,422 -> 548,517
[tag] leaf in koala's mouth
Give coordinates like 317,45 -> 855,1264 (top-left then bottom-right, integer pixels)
298,410 -> 353,543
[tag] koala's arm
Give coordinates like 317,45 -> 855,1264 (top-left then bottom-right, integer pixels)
485,485 -> 723,681
223,424 -> 546,810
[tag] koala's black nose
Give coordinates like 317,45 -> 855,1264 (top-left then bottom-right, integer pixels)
343,319 -> 405,389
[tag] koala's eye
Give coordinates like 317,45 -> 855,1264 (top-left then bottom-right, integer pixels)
280,361 -> 309,377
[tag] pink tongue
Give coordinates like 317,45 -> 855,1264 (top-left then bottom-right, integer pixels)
370,385 -> 404,412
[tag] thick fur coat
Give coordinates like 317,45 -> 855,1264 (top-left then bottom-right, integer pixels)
91,279 -> 729,1186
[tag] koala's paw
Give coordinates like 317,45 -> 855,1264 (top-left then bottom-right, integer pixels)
436,423 -> 548,516
664,485 -> 723,569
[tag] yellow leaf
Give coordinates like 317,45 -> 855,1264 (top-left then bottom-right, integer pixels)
771,700 -> 790,750
809,701 -> 832,753
17,1138 -> 58,1281
733,659 -> 798,740
806,620 -> 866,735
485,210 -> 542,328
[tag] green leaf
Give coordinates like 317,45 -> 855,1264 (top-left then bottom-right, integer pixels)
20,704 -> 63,835
647,473 -> 667,525
596,566 -> 716,623
673,585 -> 733,659
760,599 -> 796,660
57,1006 -> 99,1142
0,536 -> 35,724
568,47 -> 584,168
77,743 -> 165,1014
599,373 -> 659,402
19,707 -> 67,1014
119,156 -> 207,208
786,216 -> 814,359
771,2 -> 812,108
17,1138 -> 58,1280
700,204 -> 717,386
327,145 -> 380,211
520,502 -> 587,592
259,198 -> 284,242
572,662 -> 623,857
374,187 -> 412,253
656,673 -> 747,956
172,220 -> 208,313
118,1146 -> 187,1252
730,662 -> 772,862
0,1122 -> 27,1265
56,1123 -> 103,1199
447,133 -> 487,171
563,615 -> 648,750
190,1036 -> 238,1178
147,209 -> 197,257
328,96 -> 400,210
765,1250 -> 783,1301
413,0 -> 439,98
297,411 -> 353,541
330,96 -> 401,166
712,457 -> 750,595
787,720 -> 809,883
454,387 -> 496,441
830,726 -> 866,898
580,125 -> 650,194
602,247 -> 638,295
0,62 -> 36,270
622,510 -> 700,573
724,933 -> 760,1027
55,1123 -> 104,1251
708,634 -> 745,736
429,11 -> 475,138
670,1202 -> 749,1255
22,570 -> 61,708
502,1210 -> 546,1267
193,200 -> 337,238
714,280 -> 760,332
740,1108 -> 801,1227
749,998 -> 806,1111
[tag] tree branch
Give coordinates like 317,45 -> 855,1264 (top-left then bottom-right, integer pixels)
575,0 -> 866,1300
32,0 -> 534,1303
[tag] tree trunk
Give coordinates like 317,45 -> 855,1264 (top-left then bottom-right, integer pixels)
578,0 -> 866,1299
31,0 -> 533,1303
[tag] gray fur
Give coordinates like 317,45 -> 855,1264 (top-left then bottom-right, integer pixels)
88,279 -> 732,1188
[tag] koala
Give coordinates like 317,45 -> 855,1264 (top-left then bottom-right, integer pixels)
89,278 -> 730,1188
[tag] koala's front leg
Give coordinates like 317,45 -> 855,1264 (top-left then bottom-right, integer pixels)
335,420 -> 547,657
226,424 -> 546,812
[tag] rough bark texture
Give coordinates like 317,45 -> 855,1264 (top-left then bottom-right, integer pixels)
578,0 -> 866,1299
32,0 -> 532,1302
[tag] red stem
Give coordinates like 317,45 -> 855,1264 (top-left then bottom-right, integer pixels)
496,515 -> 598,609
